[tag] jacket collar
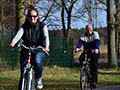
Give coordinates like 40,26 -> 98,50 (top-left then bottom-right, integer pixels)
85,32 -> 94,36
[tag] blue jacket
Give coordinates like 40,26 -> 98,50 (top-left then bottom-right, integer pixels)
76,31 -> 100,54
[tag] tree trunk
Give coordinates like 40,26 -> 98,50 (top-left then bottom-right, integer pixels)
61,0 -> 76,38
115,30 -> 119,58
0,0 -> 4,62
66,11 -> 72,38
107,0 -> 118,69
16,0 -> 25,31
115,0 -> 120,59
61,4 -> 67,37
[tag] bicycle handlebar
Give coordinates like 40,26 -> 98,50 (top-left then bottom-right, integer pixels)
14,43 -> 49,55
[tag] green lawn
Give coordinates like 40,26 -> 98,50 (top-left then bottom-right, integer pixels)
0,66 -> 120,90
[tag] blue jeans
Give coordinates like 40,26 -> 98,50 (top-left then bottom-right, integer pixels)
18,51 -> 46,90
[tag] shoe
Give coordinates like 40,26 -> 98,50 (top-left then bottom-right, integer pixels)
92,83 -> 97,89
37,78 -> 43,89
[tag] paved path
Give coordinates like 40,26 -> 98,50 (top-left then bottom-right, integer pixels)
95,85 -> 120,90
84,85 -> 120,90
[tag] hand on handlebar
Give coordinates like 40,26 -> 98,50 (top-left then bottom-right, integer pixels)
95,49 -> 99,54
45,44 -> 50,52
75,48 -> 80,53
45,47 -> 50,52
9,42 -> 15,49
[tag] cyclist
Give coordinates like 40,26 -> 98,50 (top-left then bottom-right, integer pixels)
75,24 -> 100,89
10,7 -> 50,90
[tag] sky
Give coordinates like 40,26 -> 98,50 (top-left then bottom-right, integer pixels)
36,0 -> 107,30
71,10 -> 107,29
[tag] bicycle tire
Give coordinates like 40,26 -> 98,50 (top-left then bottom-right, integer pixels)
21,68 -> 35,90
27,68 -> 36,90
80,67 -> 88,90
21,77 -> 27,90
21,72 -> 27,90
31,69 -> 36,90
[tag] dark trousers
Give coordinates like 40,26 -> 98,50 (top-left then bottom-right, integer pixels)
79,52 -> 99,83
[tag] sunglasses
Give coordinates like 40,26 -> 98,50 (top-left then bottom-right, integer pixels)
28,15 -> 38,18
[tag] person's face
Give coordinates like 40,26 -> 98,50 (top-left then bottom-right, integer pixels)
27,10 -> 38,24
86,25 -> 93,35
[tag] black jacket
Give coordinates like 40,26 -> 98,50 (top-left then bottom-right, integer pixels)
21,20 -> 46,47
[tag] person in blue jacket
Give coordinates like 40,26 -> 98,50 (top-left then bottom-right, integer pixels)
75,24 -> 100,89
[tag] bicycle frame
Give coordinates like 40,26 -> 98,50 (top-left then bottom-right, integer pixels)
21,48 -> 35,90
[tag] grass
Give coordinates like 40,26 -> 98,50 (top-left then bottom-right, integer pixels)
1,45 -> 120,90
98,69 -> 120,86
0,66 -> 120,90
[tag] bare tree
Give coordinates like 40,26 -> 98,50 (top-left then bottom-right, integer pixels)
107,0 -> 118,69
36,0 -> 61,30
60,0 -> 78,37
114,0 -> 120,59
98,0 -> 120,67
35,0 -> 107,37
0,0 -> 16,30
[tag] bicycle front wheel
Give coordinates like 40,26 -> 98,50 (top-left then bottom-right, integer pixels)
80,67 -> 88,90
27,68 -> 36,90
22,68 -> 35,90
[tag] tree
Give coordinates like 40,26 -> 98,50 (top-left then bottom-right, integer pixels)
0,0 -> 15,30
37,0 -> 87,37
16,0 -> 26,31
0,0 -> 4,62
0,0 -> 16,63
0,0 -> 4,31
114,0 -> 120,59
35,0 -> 60,30
61,0 -> 78,38
107,0 -> 118,68
36,0 -> 107,37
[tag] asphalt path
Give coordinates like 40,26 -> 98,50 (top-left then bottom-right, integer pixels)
86,85 -> 120,90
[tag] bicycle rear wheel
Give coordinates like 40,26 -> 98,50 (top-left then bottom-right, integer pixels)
80,67 -> 88,90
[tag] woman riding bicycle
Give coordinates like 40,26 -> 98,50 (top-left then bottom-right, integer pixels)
75,25 -> 100,89
10,7 -> 50,90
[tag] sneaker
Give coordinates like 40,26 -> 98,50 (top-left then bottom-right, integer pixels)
37,78 -> 43,89
92,83 -> 97,89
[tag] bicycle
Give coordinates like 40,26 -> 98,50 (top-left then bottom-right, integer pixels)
13,43 -> 49,90
79,50 -> 93,90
